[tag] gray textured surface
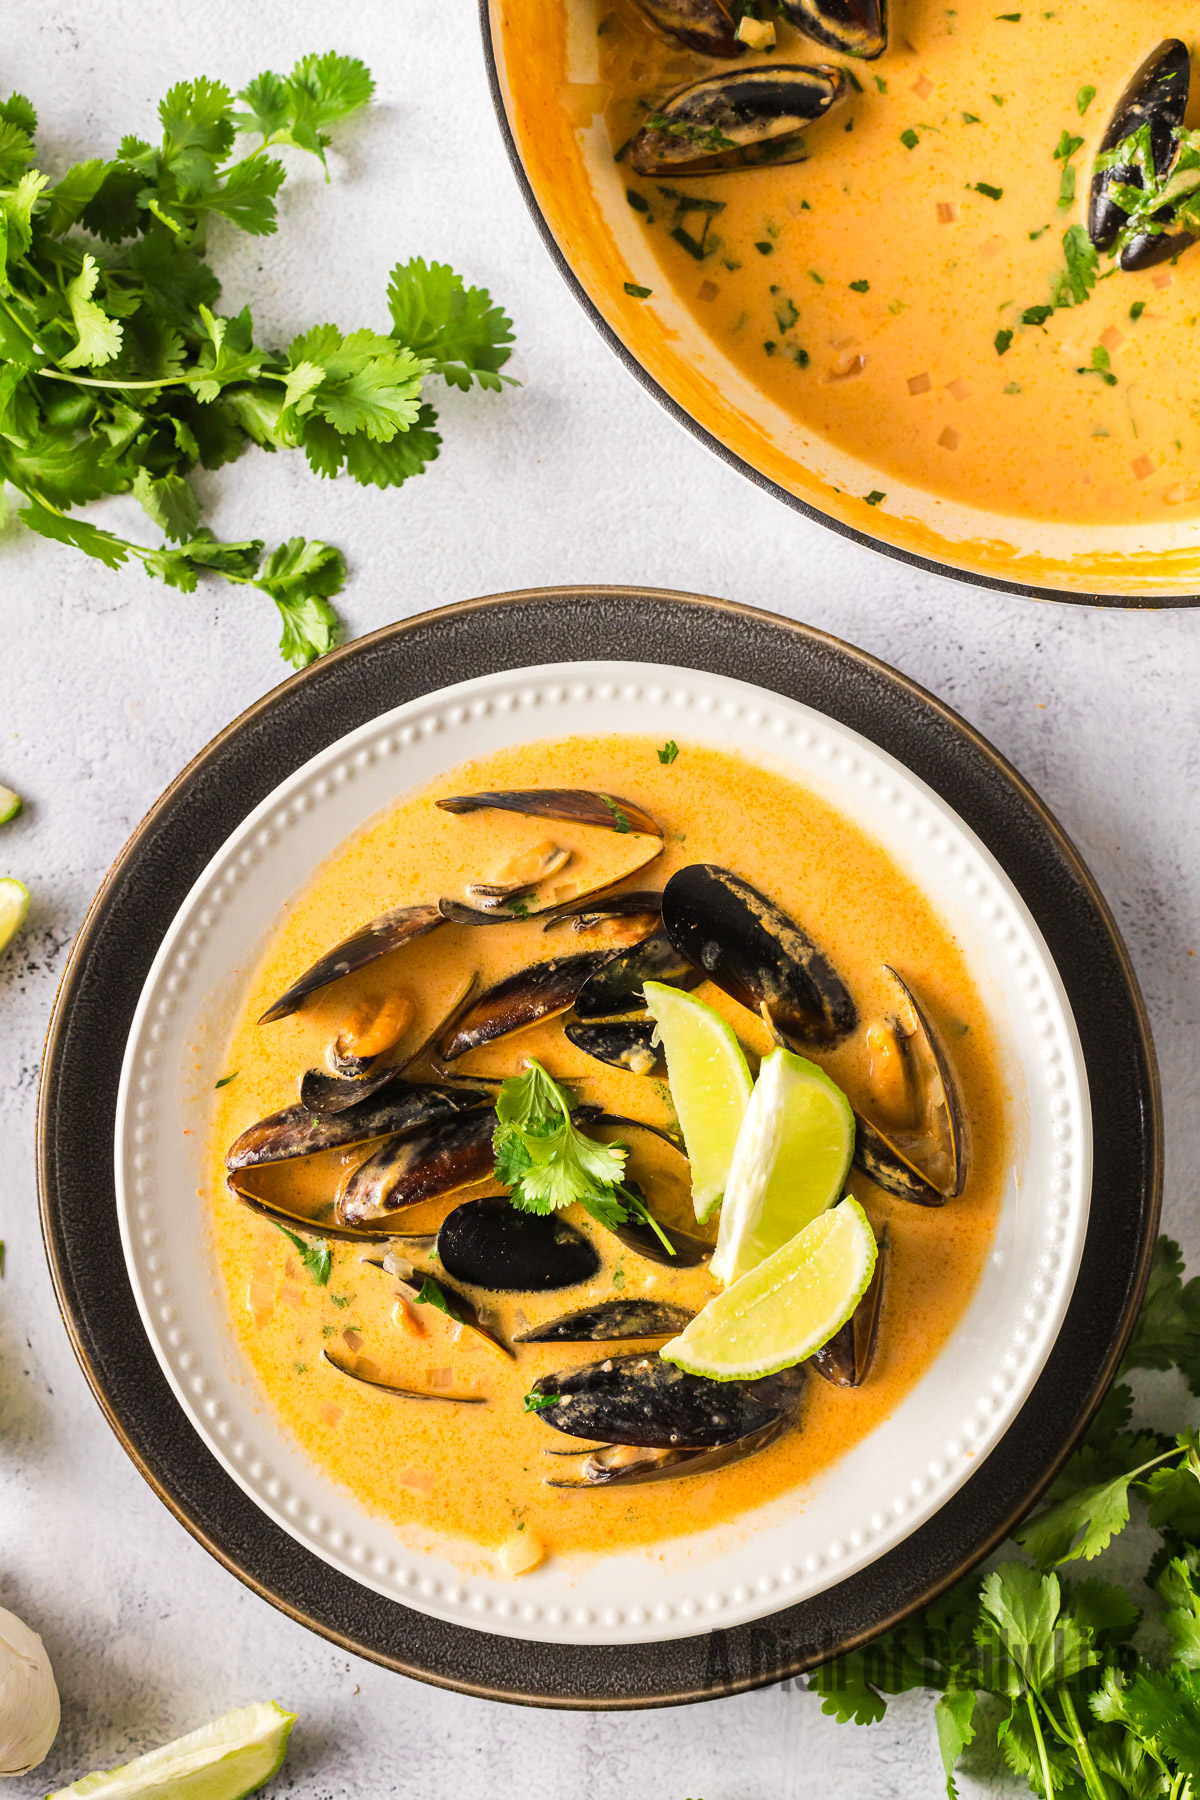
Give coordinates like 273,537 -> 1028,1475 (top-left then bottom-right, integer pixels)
0,1 -> 1197,1793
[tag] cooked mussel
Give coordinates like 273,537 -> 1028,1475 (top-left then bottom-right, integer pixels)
778,0 -> 886,60
565,1019 -> 662,1075
438,950 -> 619,1059
542,890 -> 662,932
437,1196 -> 601,1291
851,971 -> 967,1205
661,863 -> 856,1046
514,1300 -> 694,1343
436,789 -> 663,838
812,1225 -> 888,1386
339,1108 -> 497,1226
299,1062 -> 407,1116
258,902 -> 443,1024
629,66 -> 848,178
466,840 -> 571,906
1089,40 -> 1195,270
226,1080 -> 481,1171
572,928 -> 701,1019
322,1347 -> 486,1403
228,1169 -> 395,1242
544,1421 -> 786,1487
529,1352 -> 802,1447
609,1215 -> 711,1267
628,0 -> 744,58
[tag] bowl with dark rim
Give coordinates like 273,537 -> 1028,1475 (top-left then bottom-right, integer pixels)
39,587 -> 1161,1705
480,4 -> 1200,609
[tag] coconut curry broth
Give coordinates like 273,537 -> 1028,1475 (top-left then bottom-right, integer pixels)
210,737 -> 1008,1567
575,2 -> 1200,526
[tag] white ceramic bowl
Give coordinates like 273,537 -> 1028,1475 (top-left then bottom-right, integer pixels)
115,660 -> 1091,1647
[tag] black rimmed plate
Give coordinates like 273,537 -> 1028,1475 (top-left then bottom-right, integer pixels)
39,588 -> 1161,1707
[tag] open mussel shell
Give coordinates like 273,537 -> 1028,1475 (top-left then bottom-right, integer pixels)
322,1348 -> 486,1404
610,1216 -> 711,1267
812,1225 -> 888,1387
438,1196 -> 601,1291
572,928 -> 701,1019
630,66 -> 847,178
338,1108 -> 497,1227
515,1300 -> 694,1343
436,788 -> 663,838
661,863 -> 856,1047
530,1352 -> 803,1448
542,890 -> 662,932
227,1080 -> 481,1172
565,1019 -> 662,1075
438,950 -> 619,1059
851,970 -> 967,1205
1090,40 -> 1192,267
299,1063 -> 408,1114
367,1251 -> 514,1359
545,1420 -> 786,1487
257,902 -> 443,1025
228,1170 -> 396,1242
779,0 -> 886,60
629,0 -> 744,58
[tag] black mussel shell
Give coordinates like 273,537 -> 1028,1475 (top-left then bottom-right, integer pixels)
438,1196 -> 601,1291
661,863 -> 856,1047
812,1225 -> 888,1386
339,1109 -> 497,1226
226,1081 -> 482,1171
630,66 -> 847,178
438,950 -> 618,1059
299,1063 -> 407,1116
628,0 -> 744,58
371,1254 -> 514,1358
1090,41 -> 1193,268
779,0 -> 886,60
515,1300 -> 694,1343
258,902 -> 443,1024
542,890 -> 663,931
322,1348 -> 486,1403
573,928 -> 702,1019
436,788 -> 662,838
565,1019 -> 662,1075
610,1216 -> 712,1267
530,1352 -> 803,1448
851,970 -> 967,1204
853,1113 -> 944,1206
545,1420 -> 786,1486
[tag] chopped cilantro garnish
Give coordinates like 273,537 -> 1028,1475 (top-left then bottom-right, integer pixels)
962,112 -> 981,124
644,112 -> 736,153
763,340 -> 777,355
900,128 -> 919,149
754,240 -> 774,255
1076,84 -> 1096,116
524,1392 -> 560,1413
624,282 -> 652,298
863,490 -> 886,505
849,279 -> 870,292
991,92 -> 1005,106
1022,304 -> 1054,326
809,269 -> 825,284
995,10 -> 1021,17
412,1274 -> 464,1321
1130,300 -> 1146,322
274,1222 -> 332,1287
1004,381 -> 1023,393
215,1071 -> 239,1089
995,328 -> 1014,354
625,189 -> 650,213
598,794 -> 632,832
775,295 -> 799,330
1078,344 -> 1117,385
874,76 -> 888,93
975,181 -> 1004,201
1054,130 -> 1085,162
657,740 -> 679,764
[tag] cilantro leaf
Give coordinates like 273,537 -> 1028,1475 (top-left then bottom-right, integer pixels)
386,258 -> 516,392
254,537 -> 344,668
935,1686 -> 977,1799
493,1060 -> 627,1214
274,1220 -> 332,1285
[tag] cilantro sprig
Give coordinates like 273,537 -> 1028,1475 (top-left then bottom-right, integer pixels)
274,1220 -> 332,1286
1097,121 -> 1200,259
493,1060 -> 674,1254
810,1234 -> 1200,1799
0,60 -> 513,667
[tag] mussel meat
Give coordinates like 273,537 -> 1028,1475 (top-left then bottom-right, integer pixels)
438,1196 -> 601,1291
565,1018 -> 662,1075
339,1108 -> 498,1226
778,0 -> 886,60
322,1347 -> 486,1403
514,1300 -> 694,1343
1090,41 -> 1195,271
629,66 -> 848,178
437,789 -> 663,838
851,971 -> 967,1205
226,1080 -> 482,1171
572,928 -> 701,1019
542,890 -> 662,932
438,950 -> 620,1059
544,1421 -> 786,1487
661,863 -> 856,1046
812,1225 -> 888,1386
258,902 -> 443,1024
529,1352 -> 802,1448
466,840 -> 571,906
627,0 -> 744,58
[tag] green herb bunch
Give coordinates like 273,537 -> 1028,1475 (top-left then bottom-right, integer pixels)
0,54 -> 514,666
812,1235 -> 1200,1799
1098,124 -> 1200,261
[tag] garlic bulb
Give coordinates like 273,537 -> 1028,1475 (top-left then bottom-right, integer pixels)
0,1606 -> 60,1776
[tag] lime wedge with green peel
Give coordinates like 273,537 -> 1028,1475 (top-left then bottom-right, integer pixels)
643,979 -> 753,1222
0,877 -> 29,958
0,784 -> 20,824
711,1046 -> 854,1286
47,1702 -> 296,1800
662,1197 -> 877,1380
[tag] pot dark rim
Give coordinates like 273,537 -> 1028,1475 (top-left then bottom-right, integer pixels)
477,2 -> 1199,611
38,587 -> 1163,1706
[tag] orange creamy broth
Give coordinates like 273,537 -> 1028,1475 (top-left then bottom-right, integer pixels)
209,736 -> 1009,1573
553,0 -> 1200,526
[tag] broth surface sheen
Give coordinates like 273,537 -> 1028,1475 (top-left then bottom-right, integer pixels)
209,736 -> 1008,1576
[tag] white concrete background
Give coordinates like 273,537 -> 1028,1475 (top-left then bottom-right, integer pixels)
1,2 -> 1197,1794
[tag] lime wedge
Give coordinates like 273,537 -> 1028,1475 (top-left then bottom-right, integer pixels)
0,877 -> 29,958
711,1046 -> 854,1286
0,784 -> 21,825
663,1197 -> 877,1380
47,1703 -> 296,1800
643,979 -> 753,1222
